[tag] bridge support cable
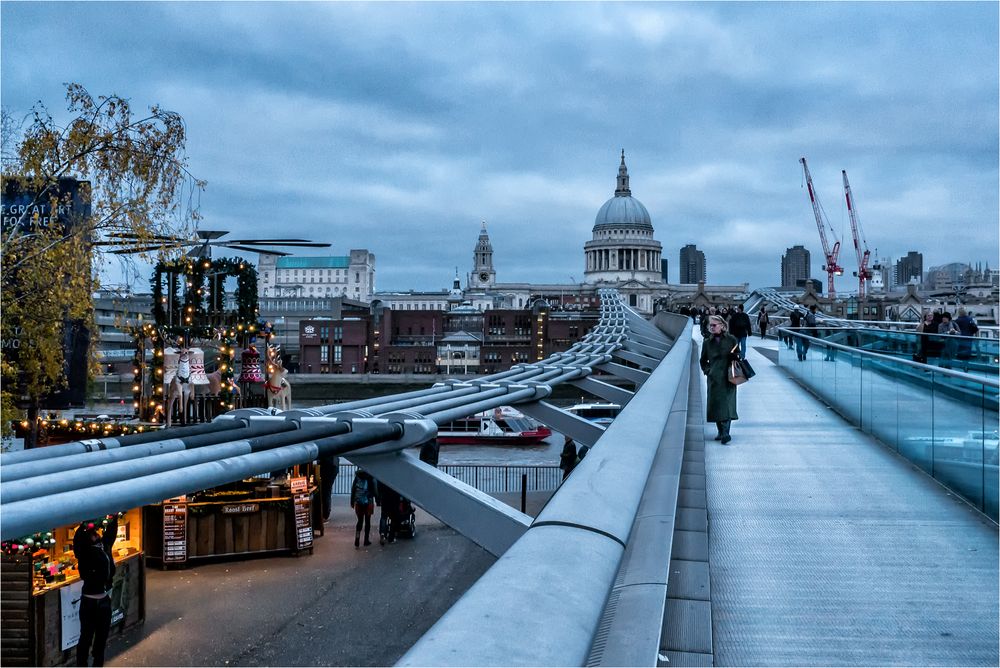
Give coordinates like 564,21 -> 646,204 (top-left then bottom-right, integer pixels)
613,349 -> 660,370
596,361 -> 651,386
568,376 -> 635,406
0,289 -> 646,541
624,338 -> 669,360
628,331 -> 672,351
0,419 -> 247,466
515,401 -> 607,448
0,422 -> 354,504
0,422 -> 415,540
398,315 -> 694,667
0,420 -> 298,482
422,385 -> 551,426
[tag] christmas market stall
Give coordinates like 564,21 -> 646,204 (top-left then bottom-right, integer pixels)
0,511 -> 144,667
142,465 -> 321,566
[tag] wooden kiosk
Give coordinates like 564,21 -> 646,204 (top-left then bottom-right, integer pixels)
0,509 -> 145,667
142,466 -> 320,566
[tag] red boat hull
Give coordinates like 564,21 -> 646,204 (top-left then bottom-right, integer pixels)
437,428 -> 552,445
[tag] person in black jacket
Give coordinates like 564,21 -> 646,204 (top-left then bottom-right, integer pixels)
559,436 -> 579,480
350,470 -> 379,548
73,517 -> 118,667
728,305 -> 753,359
318,454 -> 340,522
378,482 -> 402,544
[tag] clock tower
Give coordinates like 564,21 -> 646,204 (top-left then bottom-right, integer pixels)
469,221 -> 496,289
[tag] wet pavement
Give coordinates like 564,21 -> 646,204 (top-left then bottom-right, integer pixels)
107,490 -> 552,667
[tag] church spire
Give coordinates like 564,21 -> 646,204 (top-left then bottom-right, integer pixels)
471,222 -> 496,288
615,149 -> 631,196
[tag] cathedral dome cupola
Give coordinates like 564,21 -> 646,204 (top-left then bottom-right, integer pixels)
584,150 -> 663,285
594,150 -> 653,230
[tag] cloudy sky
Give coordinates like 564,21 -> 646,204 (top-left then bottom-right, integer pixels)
2,1 -> 997,293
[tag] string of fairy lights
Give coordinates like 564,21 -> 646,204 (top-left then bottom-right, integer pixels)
134,257 -> 263,422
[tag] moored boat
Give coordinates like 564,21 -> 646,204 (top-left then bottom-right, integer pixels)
566,402 -> 621,428
438,406 -> 552,445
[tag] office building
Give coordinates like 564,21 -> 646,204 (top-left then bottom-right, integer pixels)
781,245 -> 811,288
679,244 -> 706,284
895,251 -> 923,287
257,250 -> 376,301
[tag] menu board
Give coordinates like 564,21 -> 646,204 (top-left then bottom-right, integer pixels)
293,492 -> 313,550
162,499 -> 188,563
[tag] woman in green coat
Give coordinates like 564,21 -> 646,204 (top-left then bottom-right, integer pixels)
700,315 -> 740,444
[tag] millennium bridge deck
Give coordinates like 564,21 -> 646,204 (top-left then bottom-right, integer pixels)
702,336 -> 998,667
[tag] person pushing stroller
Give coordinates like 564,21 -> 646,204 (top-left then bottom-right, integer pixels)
378,482 -> 417,544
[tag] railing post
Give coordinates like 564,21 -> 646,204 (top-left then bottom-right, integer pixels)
520,473 -> 527,513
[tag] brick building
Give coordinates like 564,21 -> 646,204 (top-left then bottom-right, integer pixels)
298,302 -> 597,375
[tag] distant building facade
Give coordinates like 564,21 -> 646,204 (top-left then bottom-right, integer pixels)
781,245 -> 811,289
257,250 -> 376,301
895,251 -> 923,287
93,290 -> 153,373
257,295 -> 371,370
298,303 -> 597,375
679,244 -> 706,284
278,151 -> 747,331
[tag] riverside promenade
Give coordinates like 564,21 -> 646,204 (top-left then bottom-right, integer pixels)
107,492 -> 551,667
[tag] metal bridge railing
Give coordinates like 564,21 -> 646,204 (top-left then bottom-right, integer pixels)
332,463 -> 563,495
779,327 -> 999,521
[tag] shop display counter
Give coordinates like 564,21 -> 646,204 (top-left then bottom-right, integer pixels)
0,509 -> 145,667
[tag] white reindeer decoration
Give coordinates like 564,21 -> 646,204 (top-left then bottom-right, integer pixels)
164,345 -> 193,427
264,345 -> 292,411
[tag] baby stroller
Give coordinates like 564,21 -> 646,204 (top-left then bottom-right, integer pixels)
379,497 -> 417,544
395,498 -> 417,539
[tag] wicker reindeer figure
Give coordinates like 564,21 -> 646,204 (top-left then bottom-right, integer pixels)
165,345 -> 193,427
264,345 -> 291,411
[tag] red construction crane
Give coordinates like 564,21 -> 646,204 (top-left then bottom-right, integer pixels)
799,157 -> 843,298
842,170 -> 872,300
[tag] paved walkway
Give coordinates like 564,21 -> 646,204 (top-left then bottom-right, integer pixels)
108,491 -> 551,666
701,335 -> 998,666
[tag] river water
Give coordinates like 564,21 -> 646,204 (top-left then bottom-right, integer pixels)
437,435 -> 563,467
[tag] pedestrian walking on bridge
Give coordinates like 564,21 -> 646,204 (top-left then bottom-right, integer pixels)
350,469 -> 379,548
559,436 -> 580,480
700,315 -> 740,444
728,304 -> 753,359
756,306 -> 770,339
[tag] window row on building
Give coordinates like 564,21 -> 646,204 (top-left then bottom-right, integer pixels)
298,306 -> 598,375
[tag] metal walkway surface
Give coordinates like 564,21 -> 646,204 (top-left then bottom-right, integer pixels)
699,335 -> 999,666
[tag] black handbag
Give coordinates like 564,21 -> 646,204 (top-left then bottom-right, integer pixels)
738,358 -> 756,380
